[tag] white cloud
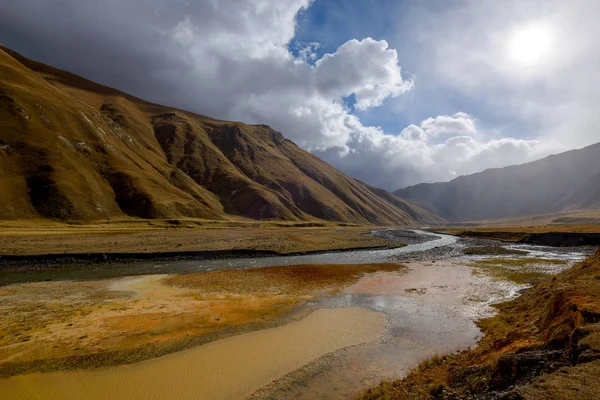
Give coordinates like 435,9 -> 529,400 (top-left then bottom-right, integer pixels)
0,0 -> 571,191
315,124 -> 549,190
400,124 -> 426,141
295,41 -> 320,63
314,38 -> 414,110
411,0 -> 600,150
420,112 -> 476,137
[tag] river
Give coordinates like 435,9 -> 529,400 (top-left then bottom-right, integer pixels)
0,229 -> 594,399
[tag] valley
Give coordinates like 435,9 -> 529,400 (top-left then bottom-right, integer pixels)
1,27 -> 599,400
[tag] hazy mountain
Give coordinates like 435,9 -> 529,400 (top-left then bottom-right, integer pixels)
395,142 -> 600,222
0,46 -> 442,225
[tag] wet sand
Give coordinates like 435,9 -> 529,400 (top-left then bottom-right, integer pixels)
0,307 -> 385,400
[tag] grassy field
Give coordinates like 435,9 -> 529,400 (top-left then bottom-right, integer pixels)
436,224 -> 600,237
462,208 -> 600,227
0,219 -> 403,256
362,250 -> 600,400
463,246 -> 527,256
433,224 -> 600,245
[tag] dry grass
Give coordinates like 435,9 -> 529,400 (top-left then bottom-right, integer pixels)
468,257 -> 567,284
463,246 -> 527,256
166,263 -> 403,295
464,208 -> 600,227
0,223 -> 404,256
520,360 -> 600,399
436,224 -> 600,239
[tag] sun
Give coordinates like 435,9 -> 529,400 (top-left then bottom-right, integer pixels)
509,25 -> 552,65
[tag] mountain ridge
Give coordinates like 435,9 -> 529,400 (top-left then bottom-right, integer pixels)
394,142 -> 600,222
0,46 -> 443,225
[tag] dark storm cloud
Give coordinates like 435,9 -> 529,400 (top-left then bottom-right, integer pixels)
0,1 -> 201,110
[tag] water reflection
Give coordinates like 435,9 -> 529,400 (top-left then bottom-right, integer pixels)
259,290 -> 484,400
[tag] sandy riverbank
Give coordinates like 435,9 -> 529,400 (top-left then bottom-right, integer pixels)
0,307 -> 386,400
0,263 -> 402,377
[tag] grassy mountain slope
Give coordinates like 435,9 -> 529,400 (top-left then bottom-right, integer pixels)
0,46 -> 442,225
395,143 -> 600,222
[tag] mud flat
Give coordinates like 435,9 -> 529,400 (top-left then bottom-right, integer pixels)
0,307 -> 385,400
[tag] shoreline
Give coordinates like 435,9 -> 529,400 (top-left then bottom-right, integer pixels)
0,263 -> 405,378
431,226 -> 600,246
362,249 -> 600,400
0,243 -> 406,271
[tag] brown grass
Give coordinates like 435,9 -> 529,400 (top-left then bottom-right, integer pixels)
464,208 -> 600,227
436,224 -> 600,239
0,223 -> 404,256
167,263 -> 404,296
463,246 -> 527,255
468,257 -> 567,284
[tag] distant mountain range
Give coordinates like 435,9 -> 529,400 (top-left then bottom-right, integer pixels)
395,142 -> 600,222
0,46 -> 443,225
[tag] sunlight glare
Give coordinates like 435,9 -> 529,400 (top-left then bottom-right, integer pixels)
509,25 -> 552,65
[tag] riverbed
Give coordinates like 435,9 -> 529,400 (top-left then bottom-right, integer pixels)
0,229 -> 594,399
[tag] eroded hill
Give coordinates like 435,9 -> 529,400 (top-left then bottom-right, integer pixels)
0,46 -> 442,225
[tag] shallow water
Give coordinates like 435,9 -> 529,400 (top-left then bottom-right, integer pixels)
0,307 -> 385,400
251,260 -> 520,399
0,230 -> 458,285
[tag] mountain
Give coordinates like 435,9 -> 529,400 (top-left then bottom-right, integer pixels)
395,143 -> 600,222
0,46 -> 443,225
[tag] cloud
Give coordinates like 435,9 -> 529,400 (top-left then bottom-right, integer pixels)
0,0 -> 569,191
420,112 -> 476,137
314,38 -> 414,110
400,125 -> 426,141
409,0 -> 600,150
315,126 -> 548,190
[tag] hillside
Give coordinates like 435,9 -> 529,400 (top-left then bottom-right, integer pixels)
395,143 -> 600,222
0,46 -> 442,225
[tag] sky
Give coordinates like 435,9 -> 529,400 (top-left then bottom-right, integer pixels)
1,0 -> 599,190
